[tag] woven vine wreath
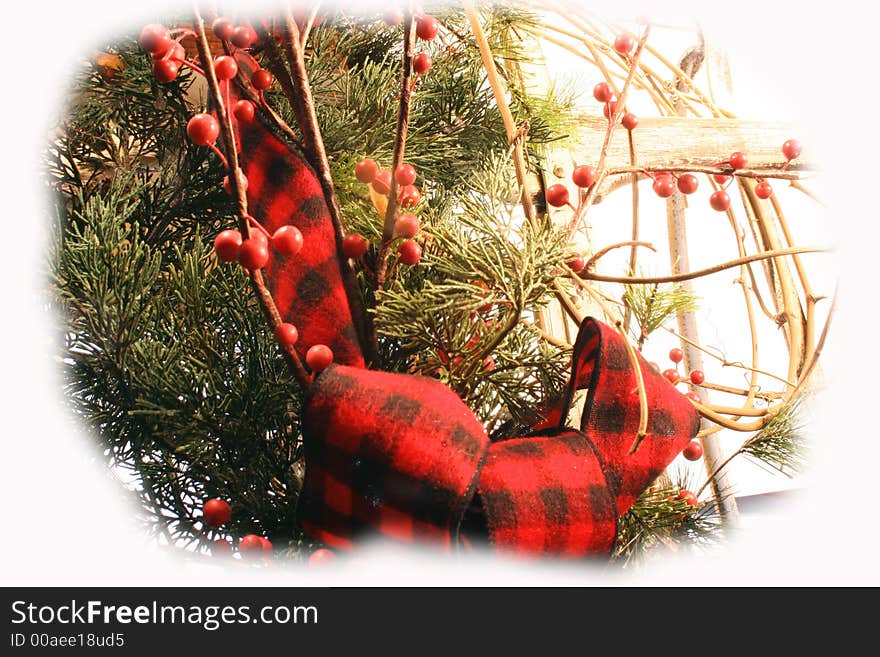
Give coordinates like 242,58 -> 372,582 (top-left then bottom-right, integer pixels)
52,3 -> 831,564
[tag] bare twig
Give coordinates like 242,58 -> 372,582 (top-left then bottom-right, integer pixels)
192,4 -> 310,389
581,245 -> 827,284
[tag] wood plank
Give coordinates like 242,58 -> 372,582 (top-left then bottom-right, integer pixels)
542,115 -> 810,203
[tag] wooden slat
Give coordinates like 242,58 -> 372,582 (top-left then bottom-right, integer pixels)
549,115 -> 808,170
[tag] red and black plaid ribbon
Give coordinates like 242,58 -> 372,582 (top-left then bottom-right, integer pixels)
227,51 -> 367,368
225,52 -> 699,558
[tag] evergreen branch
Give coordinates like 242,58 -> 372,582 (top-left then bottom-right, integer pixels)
697,398 -> 806,497
623,280 -> 698,345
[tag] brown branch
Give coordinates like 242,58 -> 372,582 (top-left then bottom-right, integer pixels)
580,245 -> 827,284
586,240 -> 655,272
465,2 -> 537,227
376,12 -> 417,287
275,13 -> 379,366
192,5 -> 310,389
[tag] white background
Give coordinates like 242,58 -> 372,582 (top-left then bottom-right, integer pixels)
2,0 -> 877,586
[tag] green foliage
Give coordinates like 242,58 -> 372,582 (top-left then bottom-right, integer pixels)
613,479 -> 723,567
54,178 -> 304,548
373,155 -> 570,430
741,398 -> 807,477
623,280 -> 699,346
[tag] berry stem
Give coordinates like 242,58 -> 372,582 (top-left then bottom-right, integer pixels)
191,4 -> 311,390
207,143 -> 229,169
566,24 -> 651,239
246,215 -> 272,239
376,10 -> 417,289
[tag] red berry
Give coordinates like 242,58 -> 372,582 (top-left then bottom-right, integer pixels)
202,499 -> 232,528
239,534 -> 264,557
689,369 -> 705,385
622,112 -> 639,131
416,15 -> 439,40
662,369 -> 679,384
231,25 -> 257,48
685,391 -> 702,404
251,69 -> 272,90
274,323 -> 299,348
545,184 -> 570,208
614,32 -> 636,55
309,548 -> 336,566
238,238 -> 269,270
152,59 -> 180,83
212,539 -> 233,556
572,165 -> 596,188
677,173 -> 699,195
395,213 -> 420,238
260,537 -> 273,553
214,229 -> 242,262
653,177 -> 676,198
683,440 -> 704,461
384,8 -> 403,25
602,100 -> 619,120
713,173 -> 730,185
186,113 -> 220,146
678,490 -> 698,507
212,17 -> 235,41
398,185 -> 421,207
669,348 -> 683,363
272,225 -> 304,256
567,254 -> 586,273
755,181 -> 773,199
593,82 -> 613,103
139,24 -> 171,54
248,226 -> 269,247
233,99 -> 256,123
306,344 -> 334,372
342,233 -> 369,259
354,158 -> 379,184
214,55 -> 238,81
223,173 -> 248,196
413,53 -> 432,74
729,151 -> 748,170
394,163 -> 417,186
372,170 -> 392,195
397,240 -> 422,265
782,139 -> 802,161
709,190 -> 730,212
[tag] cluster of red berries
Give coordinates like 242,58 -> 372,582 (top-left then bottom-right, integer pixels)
352,158 -> 424,265
201,498 -> 272,560
546,163 -> 597,212
642,139 -> 802,212
203,497 -> 336,565
653,348 -> 705,462
214,220 -> 303,271
593,82 -> 639,131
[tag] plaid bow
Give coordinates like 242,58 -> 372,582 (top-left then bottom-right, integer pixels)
225,52 -> 700,558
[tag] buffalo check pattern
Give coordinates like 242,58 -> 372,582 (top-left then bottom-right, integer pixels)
228,52 -> 366,368
298,364 -> 490,549
222,53 -> 698,558
556,318 -> 701,515
477,430 -> 617,557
